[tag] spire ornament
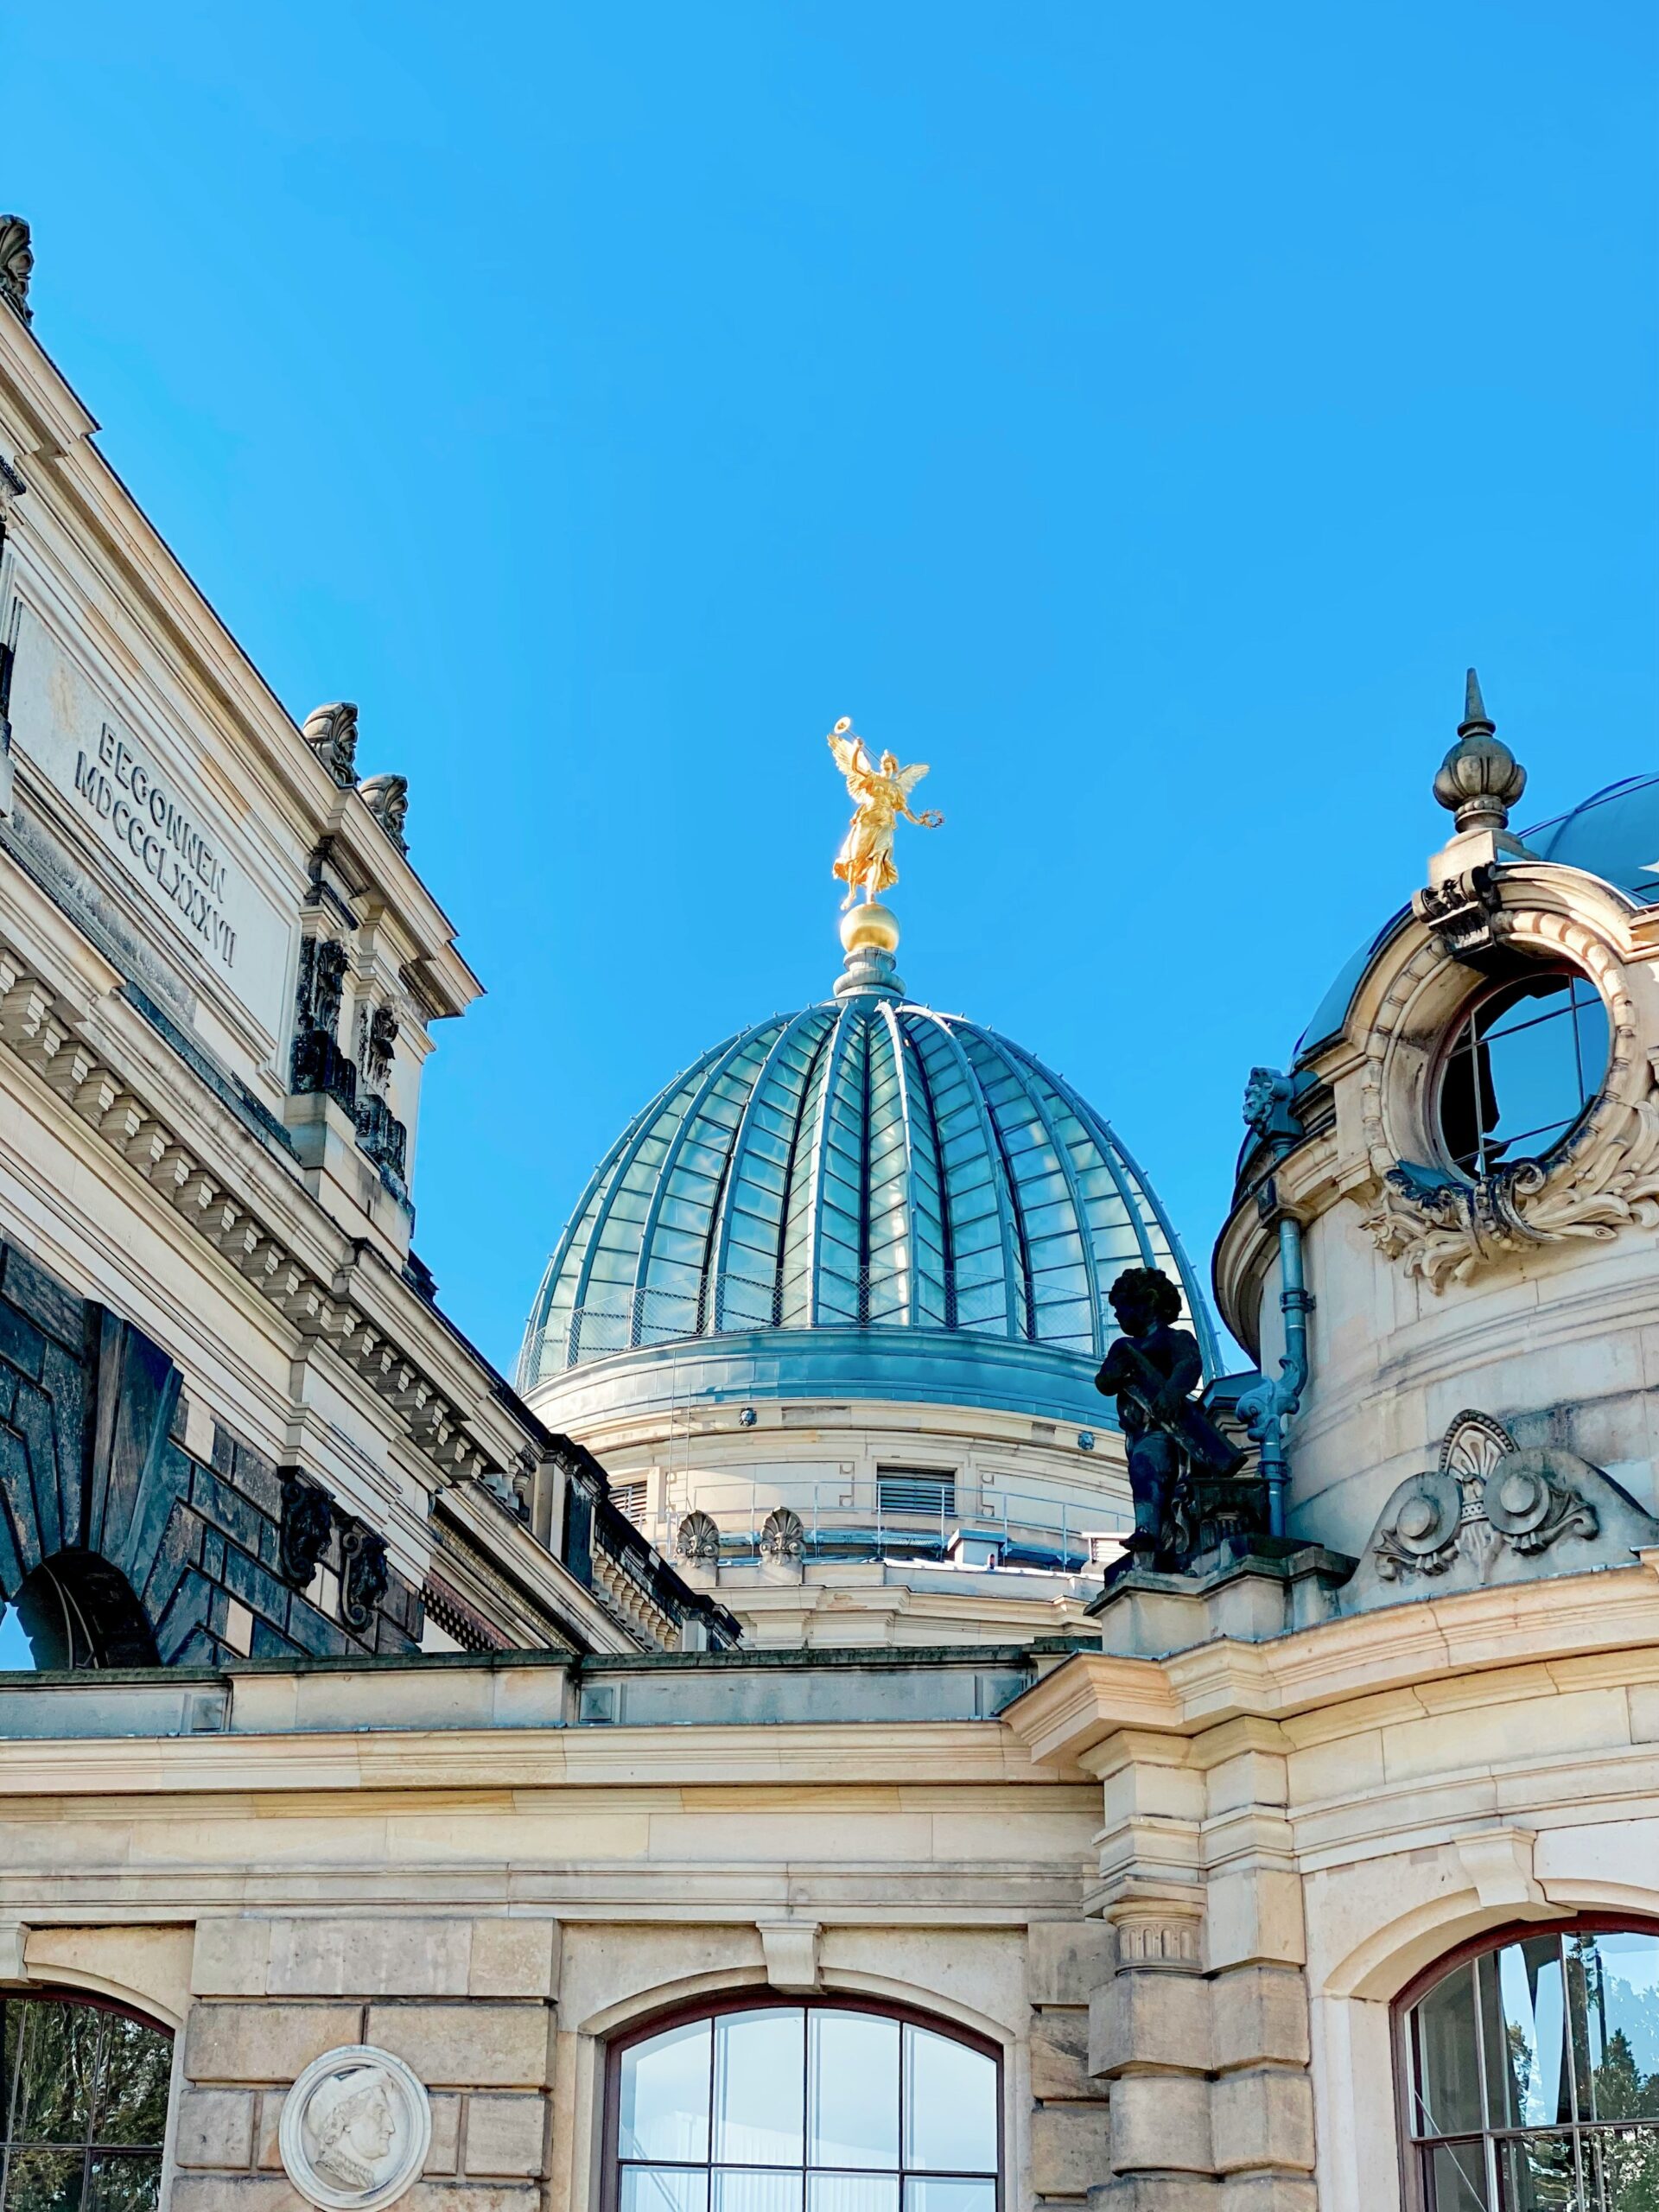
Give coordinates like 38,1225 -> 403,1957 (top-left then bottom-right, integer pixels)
825,716 -> 942,1001
1433,668 -> 1527,838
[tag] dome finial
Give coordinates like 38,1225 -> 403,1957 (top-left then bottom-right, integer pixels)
1433,667 -> 1526,837
1461,666 -> 1491,735
836,900 -> 906,1000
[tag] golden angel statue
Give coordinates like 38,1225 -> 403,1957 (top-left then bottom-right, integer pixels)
826,718 -> 944,909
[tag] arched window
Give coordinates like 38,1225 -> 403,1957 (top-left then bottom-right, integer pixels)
1399,1923 -> 1659,2209
607,1996 -> 1001,2210
1436,967 -> 1609,1181
0,1990 -> 172,2204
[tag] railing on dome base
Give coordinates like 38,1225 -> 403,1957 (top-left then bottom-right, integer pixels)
645,1471 -> 1127,1577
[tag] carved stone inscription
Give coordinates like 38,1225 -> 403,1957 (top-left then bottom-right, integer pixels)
72,723 -> 238,967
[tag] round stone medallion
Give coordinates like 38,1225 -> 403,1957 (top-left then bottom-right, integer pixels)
278,2044 -> 432,2211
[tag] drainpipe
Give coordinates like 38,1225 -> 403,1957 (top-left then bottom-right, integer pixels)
1234,1070 -> 1313,1541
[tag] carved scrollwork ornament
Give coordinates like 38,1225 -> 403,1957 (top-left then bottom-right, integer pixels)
1369,1411 -> 1599,1586
760,1506 -> 804,1560
0,217 -> 34,325
1356,893 -> 1659,1290
677,1510 -> 721,1564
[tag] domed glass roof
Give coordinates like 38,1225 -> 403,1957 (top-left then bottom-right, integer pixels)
518,995 -> 1215,1402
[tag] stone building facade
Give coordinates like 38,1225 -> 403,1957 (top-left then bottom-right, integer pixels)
3,217 -> 1659,2212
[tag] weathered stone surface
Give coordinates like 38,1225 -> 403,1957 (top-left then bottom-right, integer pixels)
469,1916 -> 560,1999
1210,2069 -> 1315,2176
1088,2177 -> 1217,2210
170,2180 -> 301,2210
367,2001 -> 550,2087
1032,2005 -> 1108,2101
1090,1972 -> 1211,2078
1209,1969 -> 1309,2073
1109,2075 -> 1213,2176
193,1918 -> 272,1997
463,2092 -> 547,2177
1216,2179 -> 1318,2212
403,2189 -> 541,2211
1030,2101 -> 1115,2194
182,2001 -> 359,2084
1205,1870 -> 1306,1974
174,2085 -> 256,2168
269,1915 -> 472,1996
1029,1918 -> 1118,2005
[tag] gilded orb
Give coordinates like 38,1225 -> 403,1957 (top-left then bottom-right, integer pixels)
839,901 -> 900,957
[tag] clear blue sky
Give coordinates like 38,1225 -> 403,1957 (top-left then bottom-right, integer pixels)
7,0 -> 1656,1378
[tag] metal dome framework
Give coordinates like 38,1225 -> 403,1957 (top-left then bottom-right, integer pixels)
519,1001 -> 1215,1392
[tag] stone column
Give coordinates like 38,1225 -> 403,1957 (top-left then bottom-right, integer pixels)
1027,1920 -> 1116,2204
1088,1732 -> 1215,2209
1084,1724 -> 1319,2211
1197,1719 -> 1316,2212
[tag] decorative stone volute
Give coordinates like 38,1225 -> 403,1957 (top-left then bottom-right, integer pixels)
302,701 -> 359,787
359,772 -> 409,854
0,217 -> 34,326
1432,669 -> 1527,837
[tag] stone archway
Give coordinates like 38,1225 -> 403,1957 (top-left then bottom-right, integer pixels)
12,1548 -> 161,1670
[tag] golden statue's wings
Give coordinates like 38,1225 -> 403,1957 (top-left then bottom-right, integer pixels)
827,720 -> 867,784
893,760 -> 930,798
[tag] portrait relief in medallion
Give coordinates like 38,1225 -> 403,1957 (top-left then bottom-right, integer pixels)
278,2044 -> 432,2211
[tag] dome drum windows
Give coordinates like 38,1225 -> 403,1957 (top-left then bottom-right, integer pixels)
609,1999 -> 1001,2212
1400,1925 -> 1659,2209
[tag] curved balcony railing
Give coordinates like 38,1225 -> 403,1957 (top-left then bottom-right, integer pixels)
632,1470 -> 1128,1574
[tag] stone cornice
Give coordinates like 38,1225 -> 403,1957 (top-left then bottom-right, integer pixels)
0,1719 -> 1071,1796
1001,1557 -> 1659,1765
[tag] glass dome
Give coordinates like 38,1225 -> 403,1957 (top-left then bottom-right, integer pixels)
518,995 -> 1215,1409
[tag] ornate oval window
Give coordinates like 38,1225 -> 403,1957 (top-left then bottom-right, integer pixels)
0,1990 -> 172,2203
1435,966 -> 1610,1180
1400,1923 -> 1659,2207
608,1996 -> 1001,2209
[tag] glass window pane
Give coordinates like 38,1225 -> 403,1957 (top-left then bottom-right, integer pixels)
89,2155 -> 165,2211
1497,2131 -> 1579,2210
1583,2126 -> 1659,2209
1423,2142 -> 1491,2212
3,2147 -> 88,2206
809,2178 -> 900,2212
1484,1941 -> 1574,2130
1576,1933 -> 1659,2123
621,2170 -> 711,2212
902,2028 -> 996,2174
714,2011 -> 804,2166
621,2022 -> 713,2162
1413,1965 -> 1485,2138
810,2012 -> 899,2170
11,2001 -> 101,2141
91,2018 -> 172,2148
904,2184 -> 995,2212
714,2175 -> 804,2212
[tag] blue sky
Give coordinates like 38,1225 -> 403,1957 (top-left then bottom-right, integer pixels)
6,0 -> 1656,1379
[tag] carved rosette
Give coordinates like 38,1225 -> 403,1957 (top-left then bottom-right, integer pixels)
1357,898 -> 1659,1290
1370,1413 -> 1599,1585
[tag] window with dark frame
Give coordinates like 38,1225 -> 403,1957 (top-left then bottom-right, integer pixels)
610,1998 -> 1001,2211
1436,968 -> 1609,1182
1400,1924 -> 1659,2209
0,1992 -> 172,2207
